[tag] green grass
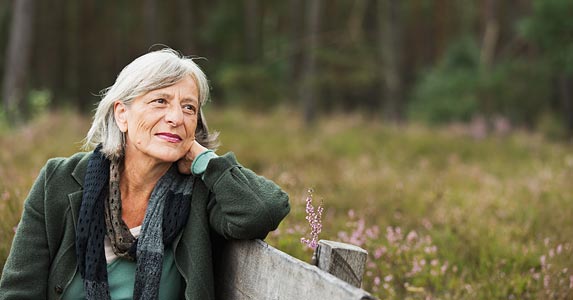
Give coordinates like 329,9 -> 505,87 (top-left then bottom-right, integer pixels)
1,108 -> 572,299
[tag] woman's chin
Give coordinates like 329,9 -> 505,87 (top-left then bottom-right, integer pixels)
143,148 -> 185,163
159,153 -> 186,163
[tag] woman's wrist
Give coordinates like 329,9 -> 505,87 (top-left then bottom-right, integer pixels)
189,140 -> 209,160
191,150 -> 218,176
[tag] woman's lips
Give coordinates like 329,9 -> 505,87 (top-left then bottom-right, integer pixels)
156,132 -> 183,143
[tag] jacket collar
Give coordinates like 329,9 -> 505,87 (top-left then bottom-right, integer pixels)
71,151 -> 93,188
68,151 -> 93,225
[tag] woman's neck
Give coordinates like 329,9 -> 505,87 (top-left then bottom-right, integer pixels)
122,145 -> 172,186
119,151 -> 172,227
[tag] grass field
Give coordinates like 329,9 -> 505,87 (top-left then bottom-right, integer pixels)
1,108 -> 572,299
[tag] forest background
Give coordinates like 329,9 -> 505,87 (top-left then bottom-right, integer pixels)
1,0 -> 573,299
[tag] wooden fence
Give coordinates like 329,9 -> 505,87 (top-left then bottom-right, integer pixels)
215,239 -> 377,300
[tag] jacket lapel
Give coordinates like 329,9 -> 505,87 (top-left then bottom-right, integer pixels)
68,191 -> 83,225
68,152 -> 91,226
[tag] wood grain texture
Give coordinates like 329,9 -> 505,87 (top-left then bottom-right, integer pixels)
316,240 -> 368,288
215,239 -> 376,300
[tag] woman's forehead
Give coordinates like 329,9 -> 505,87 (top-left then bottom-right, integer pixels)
146,77 -> 199,101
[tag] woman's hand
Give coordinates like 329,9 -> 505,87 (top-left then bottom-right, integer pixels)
178,140 -> 209,174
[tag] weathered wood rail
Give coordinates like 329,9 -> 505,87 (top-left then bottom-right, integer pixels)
215,239 -> 377,300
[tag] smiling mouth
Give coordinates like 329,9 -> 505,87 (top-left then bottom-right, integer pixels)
156,132 -> 183,143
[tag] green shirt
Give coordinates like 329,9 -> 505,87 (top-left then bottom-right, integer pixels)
62,248 -> 182,300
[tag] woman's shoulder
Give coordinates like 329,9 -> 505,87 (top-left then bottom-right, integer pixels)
43,151 -> 92,183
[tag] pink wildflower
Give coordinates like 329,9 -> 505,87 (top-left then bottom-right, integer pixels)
374,246 -> 387,259
532,272 -> 540,281
348,209 -> 355,219
441,262 -> 449,274
365,225 -> 379,239
373,276 -> 381,286
350,219 -> 366,246
409,259 -> 422,276
386,227 -> 401,244
406,231 -> 418,242
300,189 -> 323,249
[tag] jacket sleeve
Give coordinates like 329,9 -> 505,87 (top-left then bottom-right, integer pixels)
202,153 -> 290,240
0,164 -> 52,299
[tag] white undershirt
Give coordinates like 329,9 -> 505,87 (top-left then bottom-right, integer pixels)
104,226 -> 141,264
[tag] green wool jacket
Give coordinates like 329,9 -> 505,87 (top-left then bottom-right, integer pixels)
0,151 -> 290,300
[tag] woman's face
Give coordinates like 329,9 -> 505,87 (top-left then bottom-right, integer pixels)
115,76 -> 199,164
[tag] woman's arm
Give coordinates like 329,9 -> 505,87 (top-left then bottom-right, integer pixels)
0,165 -> 51,299
202,153 -> 290,240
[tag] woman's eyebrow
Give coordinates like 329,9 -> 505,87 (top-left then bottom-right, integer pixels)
181,97 -> 199,104
150,92 -> 172,99
150,91 -> 197,104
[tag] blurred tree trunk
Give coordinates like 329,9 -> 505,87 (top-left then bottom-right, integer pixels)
38,0 -> 65,108
65,0 -> 80,109
144,0 -> 158,46
77,0 -> 96,112
560,73 -> 573,139
378,0 -> 403,122
479,0 -> 498,118
177,0 -> 197,54
300,0 -> 321,125
433,0 -> 449,60
244,0 -> 260,62
480,0 -> 498,68
113,0 -> 129,75
347,0 -> 367,42
288,0 -> 303,84
2,0 -> 35,124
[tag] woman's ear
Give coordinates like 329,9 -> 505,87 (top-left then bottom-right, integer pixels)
114,101 -> 128,132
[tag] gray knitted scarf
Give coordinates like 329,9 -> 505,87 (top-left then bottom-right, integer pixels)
76,146 -> 193,300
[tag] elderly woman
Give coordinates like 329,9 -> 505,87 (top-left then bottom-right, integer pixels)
0,49 -> 290,300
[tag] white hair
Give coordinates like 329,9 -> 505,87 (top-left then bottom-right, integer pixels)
84,48 -> 218,159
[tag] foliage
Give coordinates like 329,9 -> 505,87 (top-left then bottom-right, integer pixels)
529,239 -> 573,299
215,62 -> 286,109
489,60 -> 553,126
407,35 -> 563,133
1,109 -> 573,300
338,212 -> 457,299
316,44 -> 380,112
28,89 -> 52,118
0,89 -> 52,129
407,38 -> 481,124
2,0 -> 573,134
520,0 -> 573,73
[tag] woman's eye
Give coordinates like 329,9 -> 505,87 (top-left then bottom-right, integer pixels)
153,98 -> 166,104
183,104 -> 197,114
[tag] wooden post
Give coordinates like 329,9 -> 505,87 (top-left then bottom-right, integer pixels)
215,239 -> 376,300
315,240 -> 368,288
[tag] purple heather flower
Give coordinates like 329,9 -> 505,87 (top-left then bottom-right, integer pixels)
301,189 -> 323,250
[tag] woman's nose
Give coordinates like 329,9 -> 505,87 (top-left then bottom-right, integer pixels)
165,104 -> 184,127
